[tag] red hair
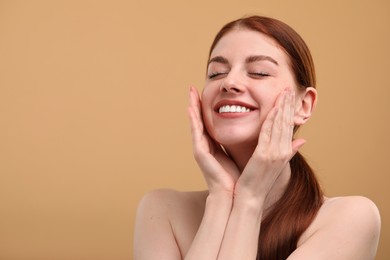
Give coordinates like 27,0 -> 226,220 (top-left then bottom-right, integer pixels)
208,16 -> 323,259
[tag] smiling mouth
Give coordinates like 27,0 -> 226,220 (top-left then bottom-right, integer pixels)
218,105 -> 252,113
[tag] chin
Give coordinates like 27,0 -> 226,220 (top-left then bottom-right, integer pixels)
212,131 -> 259,149
204,120 -> 261,148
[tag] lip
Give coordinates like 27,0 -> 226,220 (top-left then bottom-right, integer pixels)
214,99 -> 258,112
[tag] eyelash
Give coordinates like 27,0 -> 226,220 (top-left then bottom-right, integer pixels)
249,72 -> 270,77
208,72 -> 270,79
208,72 -> 226,79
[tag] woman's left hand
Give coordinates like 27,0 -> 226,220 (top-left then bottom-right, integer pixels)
234,89 -> 306,202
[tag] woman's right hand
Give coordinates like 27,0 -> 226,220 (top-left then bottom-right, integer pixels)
188,86 -> 240,196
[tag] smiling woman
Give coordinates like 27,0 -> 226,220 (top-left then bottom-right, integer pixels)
133,16 -> 381,260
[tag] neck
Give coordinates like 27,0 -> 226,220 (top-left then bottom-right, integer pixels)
224,142 -> 257,173
224,143 -> 292,214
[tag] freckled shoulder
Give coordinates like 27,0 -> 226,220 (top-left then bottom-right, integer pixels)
135,189 -> 208,256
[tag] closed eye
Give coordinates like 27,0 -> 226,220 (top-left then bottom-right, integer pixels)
249,72 -> 270,78
208,72 -> 228,79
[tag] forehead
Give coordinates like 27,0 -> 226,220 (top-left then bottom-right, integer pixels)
210,29 -> 290,66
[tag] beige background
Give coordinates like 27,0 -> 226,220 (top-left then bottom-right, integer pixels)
0,0 -> 389,259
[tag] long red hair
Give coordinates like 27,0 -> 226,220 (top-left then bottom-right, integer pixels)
208,16 -> 323,259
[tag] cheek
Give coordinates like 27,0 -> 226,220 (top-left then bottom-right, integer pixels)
251,89 -> 282,124
251,88 -> 278,109
201,84 -> 218,111
201,84 -> 214,99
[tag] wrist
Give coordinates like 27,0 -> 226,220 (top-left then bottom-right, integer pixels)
233,192 -> 266,217
207,191 -> 234,205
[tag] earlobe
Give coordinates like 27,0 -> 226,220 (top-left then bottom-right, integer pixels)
294,87 -> 317,126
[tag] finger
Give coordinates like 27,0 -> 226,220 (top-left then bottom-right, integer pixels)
187,107 -> 202,143
290,89 -> 296,123
189,87 -> 198,115
188,88 -> 204,138
288,89 -> 296,131
280,89 -> 295,146
189,86 -> 203,132
258,89 -> 286,146
258,106 -> 279,146
283,89 -> 294,128
270,89 -> 288,144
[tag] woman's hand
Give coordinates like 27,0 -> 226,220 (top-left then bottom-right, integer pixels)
235,89 -> 306,201
188,86 -> 240,195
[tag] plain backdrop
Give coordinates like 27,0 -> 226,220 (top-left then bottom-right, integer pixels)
0,0 -> 389,259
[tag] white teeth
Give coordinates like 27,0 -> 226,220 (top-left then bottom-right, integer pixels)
218,105 -> 251,113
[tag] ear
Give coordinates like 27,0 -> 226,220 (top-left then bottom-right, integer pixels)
294,87 -> 317,126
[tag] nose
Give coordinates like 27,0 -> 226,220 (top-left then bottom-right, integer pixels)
220,72 -> 245,94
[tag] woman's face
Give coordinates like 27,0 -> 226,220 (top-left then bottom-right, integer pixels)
202,29 -> 299,148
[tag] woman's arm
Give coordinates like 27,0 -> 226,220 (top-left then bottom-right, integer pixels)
217,195 -> 264,259
184,87 -> 239,259
184,192 -> 232,260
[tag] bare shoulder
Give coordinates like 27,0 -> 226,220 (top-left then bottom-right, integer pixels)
135,188 -> 208,228
294,196 -> 381,259
316,196 -> 381,232
137,188 -> 208,215
134,189 -> 208,259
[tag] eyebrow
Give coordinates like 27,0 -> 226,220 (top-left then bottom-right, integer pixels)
208,55 -> 279,66
208,56 -> 229,66
246,55 -> 279,65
